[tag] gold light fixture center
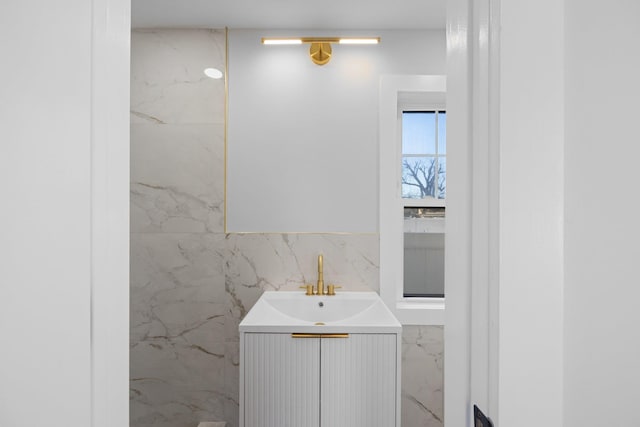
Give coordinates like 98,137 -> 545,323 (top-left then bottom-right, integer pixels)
309,42 -> 332,66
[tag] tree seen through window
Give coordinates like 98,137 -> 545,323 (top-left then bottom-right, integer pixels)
401,111 -> 446,200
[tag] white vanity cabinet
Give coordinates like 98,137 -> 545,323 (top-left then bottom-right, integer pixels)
239,291 -> 402,427
242,333 -> 320,427
320,333 -> 398,426
241,332 -> 400,427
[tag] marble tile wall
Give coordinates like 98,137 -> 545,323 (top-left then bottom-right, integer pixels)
402,326 -> 444,427
130,29 -> 228,427
131,28 -> 443,427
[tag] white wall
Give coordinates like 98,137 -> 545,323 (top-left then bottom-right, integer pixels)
497,0 -> 565,425
564,1 -> 640,425
495,1 -> 640,426
0,2 -> 92,425
227,29 -> 445,232
0,1 -> 129,426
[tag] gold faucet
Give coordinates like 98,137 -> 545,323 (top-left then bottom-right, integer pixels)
300,254 -> 341,295
317,255 -> 325,295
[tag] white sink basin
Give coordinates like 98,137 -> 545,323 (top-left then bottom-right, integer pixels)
239,291 -> 401,333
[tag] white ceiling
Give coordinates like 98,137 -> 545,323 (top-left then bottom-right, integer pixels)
131,0 -> 446,30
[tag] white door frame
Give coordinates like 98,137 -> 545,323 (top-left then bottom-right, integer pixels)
445,0 -> 499,425
90,0 -> 499,426
91,0 -> 130,426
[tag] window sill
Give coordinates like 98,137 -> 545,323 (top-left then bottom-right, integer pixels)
390,297 -> 445,326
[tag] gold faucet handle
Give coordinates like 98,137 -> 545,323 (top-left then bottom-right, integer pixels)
300,284 -> 315,296
327,284 -> 342,296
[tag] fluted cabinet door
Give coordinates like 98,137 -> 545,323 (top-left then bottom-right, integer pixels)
320,334 -> 397,427
243,333 -> 320,427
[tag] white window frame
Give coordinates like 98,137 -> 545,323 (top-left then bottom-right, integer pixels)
379,75 -> 446,325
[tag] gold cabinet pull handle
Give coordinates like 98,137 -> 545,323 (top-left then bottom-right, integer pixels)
291,333 -> 349,339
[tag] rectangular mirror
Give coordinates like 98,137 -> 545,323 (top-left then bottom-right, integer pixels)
226,29 -> 446,232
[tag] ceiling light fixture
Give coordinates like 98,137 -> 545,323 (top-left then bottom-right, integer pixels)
261,37 -> 380,66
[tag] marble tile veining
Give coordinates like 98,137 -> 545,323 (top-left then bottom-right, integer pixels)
131,124 -> 224,233
225,233 -> 379,292
130,233 -> 228,427
131,29 -> 226,125
130,233 -> 226,343
402,325 -> 444,427
130,379 -> 227,427
130,28 -> 231,427
223,341 -> 240,427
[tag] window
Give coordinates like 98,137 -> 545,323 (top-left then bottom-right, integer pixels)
379,75 -> 446,325
401,111 -> 446,200
401,110 -> 445,298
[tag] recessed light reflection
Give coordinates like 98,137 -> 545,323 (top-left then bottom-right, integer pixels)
204,68 -> 223,79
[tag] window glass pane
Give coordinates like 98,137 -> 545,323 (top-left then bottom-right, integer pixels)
437,112 -> 446,154
402,111 -> 436,154
403,232 -> 445,297
437,157 -> 446,199
402,156 -> 436,198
